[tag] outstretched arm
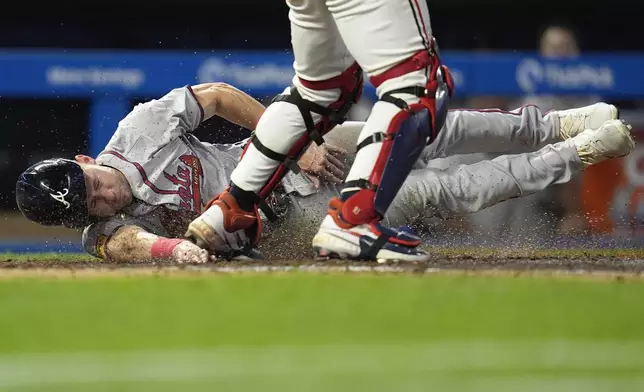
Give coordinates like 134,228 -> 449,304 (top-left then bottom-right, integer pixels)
191,82 -> 266,130
103,225 -> 211,264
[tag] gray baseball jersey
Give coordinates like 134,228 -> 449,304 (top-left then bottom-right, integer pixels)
82,86 -> 317,259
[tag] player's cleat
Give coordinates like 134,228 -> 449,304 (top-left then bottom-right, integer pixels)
558,102 -> 619,140
312,199 -> 429,263
572,119 -> 635,168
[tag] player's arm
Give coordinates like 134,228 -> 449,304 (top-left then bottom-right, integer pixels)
86,224 -> 210,264
191,82 -> 266,130
190,82 -> 349,182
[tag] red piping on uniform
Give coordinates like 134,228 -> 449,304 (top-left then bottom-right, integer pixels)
411,0 -> 431,46
101,150 -> 178,196
186,85 -> 205,124
450,105 -> 540,115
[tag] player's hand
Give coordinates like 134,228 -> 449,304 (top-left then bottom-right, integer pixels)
172,240 -> 215,264
298,142 -> 347,187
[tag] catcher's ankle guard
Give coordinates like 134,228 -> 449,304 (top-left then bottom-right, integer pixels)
326,197 -> 422,259
203,189 -> 263,247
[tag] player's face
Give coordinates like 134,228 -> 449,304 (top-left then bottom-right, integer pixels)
75,155 -> 133,218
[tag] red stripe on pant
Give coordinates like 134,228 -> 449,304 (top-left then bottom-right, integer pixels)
411,0 -> 431,45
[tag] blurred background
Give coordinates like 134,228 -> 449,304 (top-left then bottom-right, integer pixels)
2,1 -> 644,252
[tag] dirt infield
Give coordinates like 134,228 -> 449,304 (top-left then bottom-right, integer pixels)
1,253 -> 643,279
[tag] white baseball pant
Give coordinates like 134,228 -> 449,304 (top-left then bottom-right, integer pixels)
231,0 -> 436,202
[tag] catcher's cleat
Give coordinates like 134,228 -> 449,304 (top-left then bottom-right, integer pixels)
573,119 -> 635,169
312,198 -> 429,263
185,190 -> 261,254
558,102 -> 619,140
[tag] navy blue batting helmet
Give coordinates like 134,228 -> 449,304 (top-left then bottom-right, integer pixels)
16,158 -> 91,229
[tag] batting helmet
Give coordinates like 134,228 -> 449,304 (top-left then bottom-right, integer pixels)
16,158 -> 92,229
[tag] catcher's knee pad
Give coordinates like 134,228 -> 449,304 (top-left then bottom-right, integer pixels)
370,44 -> 454,137
233,62 -> 364,220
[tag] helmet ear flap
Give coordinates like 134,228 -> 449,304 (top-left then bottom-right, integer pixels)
16,158 -> 91,229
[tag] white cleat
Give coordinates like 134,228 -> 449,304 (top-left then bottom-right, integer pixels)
572,119 -> 636,169
312,215 -> 430,263
557,102 -> 619,140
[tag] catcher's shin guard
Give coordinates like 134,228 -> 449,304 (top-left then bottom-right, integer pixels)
341,48 -> 454,227
229,63 -> 364,219
249,62 -> 364,205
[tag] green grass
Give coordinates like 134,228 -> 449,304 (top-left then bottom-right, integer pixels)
0,273 -> 642,391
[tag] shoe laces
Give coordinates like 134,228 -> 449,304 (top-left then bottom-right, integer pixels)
560,112 -> 588,140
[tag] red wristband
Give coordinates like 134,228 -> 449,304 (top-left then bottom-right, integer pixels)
150,238 -> 185,259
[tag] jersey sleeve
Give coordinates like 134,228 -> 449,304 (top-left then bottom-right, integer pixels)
102,86 -> 205,155
81,216 -> 142,259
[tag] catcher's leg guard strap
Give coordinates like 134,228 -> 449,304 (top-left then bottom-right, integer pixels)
249,132 -> 302,175
353,82 -> 449,157
231,63 -> 364,220
257,66 -> 363,197
254,83 -> 360,203
271,88 -> 331,147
